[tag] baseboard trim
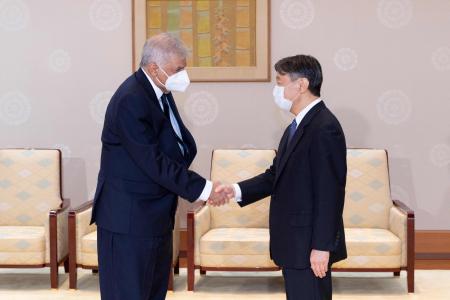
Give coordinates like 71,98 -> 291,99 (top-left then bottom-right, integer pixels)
416,253 -> 450,260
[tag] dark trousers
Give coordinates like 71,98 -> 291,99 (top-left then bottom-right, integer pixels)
97,227 -> 172,300
282,267 -> 332,300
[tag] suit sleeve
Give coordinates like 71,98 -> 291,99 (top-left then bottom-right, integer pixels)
237,155 -> 277,207
310,125 -> 347,252
115,94 -> 206,202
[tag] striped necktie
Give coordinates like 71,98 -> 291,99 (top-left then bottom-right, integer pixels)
161,94 -> 189,157
287,119 -> 297,145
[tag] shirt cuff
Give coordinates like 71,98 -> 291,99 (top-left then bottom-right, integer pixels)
198,180 -> 213,201
233,183 -> 242,202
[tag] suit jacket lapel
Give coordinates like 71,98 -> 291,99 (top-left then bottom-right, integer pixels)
276,127 -> 290,171
134,68 -> 162,109
135,69 -> 195,162
275,101 -> 325,184
166,92 -> 197,163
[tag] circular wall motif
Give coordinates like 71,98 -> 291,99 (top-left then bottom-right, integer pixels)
430,144 -> 450,168
48,49 -> 71,73
431,47 -> 450,71
89,0 -> 123,31
89,91 -> 113,125
377,0 -> 413,29
0,91 -> 31,126
184,91 -> 219,126
0,0 -> 30,31
334,48 -> 358,71
377,90 -> 412,125
279,0 -> 314,30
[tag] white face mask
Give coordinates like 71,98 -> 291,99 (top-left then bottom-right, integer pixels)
158,66 -> 190,92
273,85 -> 293,112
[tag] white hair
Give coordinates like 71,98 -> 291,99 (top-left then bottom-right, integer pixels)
140,32 -> 188,68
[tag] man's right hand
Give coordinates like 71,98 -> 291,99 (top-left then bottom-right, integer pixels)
207,181 -> 230,207
215,184 -> 236,201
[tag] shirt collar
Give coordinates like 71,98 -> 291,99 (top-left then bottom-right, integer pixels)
141,67 -> 163,100
295,98 -> 322,127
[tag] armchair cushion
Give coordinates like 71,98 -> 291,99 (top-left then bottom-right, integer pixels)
344,228 -> 401,256
80,231 -> 98,267
199,228 -> 277,268
81,231 -> 97,254
200,253 -> 277,268
200,228 -> 270,255
332,228 -> 401,268
0,226 -> 45,264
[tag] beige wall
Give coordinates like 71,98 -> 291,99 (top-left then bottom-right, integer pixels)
1,0 -> 449,230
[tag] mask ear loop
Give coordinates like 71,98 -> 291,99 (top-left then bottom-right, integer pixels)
155,65 -> 169,88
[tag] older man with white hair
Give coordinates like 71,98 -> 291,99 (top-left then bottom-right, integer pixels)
90,33 -> 228,300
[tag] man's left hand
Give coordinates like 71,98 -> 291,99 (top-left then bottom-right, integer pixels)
310,249 -> 330,278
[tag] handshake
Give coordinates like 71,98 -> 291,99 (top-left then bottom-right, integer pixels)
206,182 -> 236,207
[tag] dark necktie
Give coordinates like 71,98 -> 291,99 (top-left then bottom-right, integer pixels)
161,94 -> 189,157
287,119 -> 297,145
161,94 -> 171,120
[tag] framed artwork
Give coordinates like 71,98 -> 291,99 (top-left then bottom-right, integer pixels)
132,0 -> 270,82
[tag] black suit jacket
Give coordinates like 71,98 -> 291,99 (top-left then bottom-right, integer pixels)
90,68 -> 205,237
238,101 -> 347,269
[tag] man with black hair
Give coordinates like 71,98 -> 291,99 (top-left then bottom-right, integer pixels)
217,55 -> 347,299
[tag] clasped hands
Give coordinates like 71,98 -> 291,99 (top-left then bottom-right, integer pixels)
207,182 -> 236,207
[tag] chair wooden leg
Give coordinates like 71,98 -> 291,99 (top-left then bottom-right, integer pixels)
174,258 -> 180,275
69,265 -> 77,289
200,269 -> 206,275
50,264 -> 59,289
187,211 -> 195,291
187,265 -> 195,291
68,210 -> 77,289
394,271 -> 400,276
64,258 -> 70,274
407,212 -> 415,293
49,213 -> 59,289
407,267 -> 415,293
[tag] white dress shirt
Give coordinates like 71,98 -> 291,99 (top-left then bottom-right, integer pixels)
233,98 -> 322,202
141,68 -> 212,201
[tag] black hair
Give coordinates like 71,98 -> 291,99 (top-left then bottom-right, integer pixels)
274,55 -> 323,97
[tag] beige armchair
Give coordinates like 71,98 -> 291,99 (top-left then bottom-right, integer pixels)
187,149 -> 278,291
187,148 -> 415,293
68,200 -> 181,290
0,148 -> 70,288
332,149 -> 415,293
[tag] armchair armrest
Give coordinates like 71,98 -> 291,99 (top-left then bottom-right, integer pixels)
187,204 -> 211,266
390,199 -> 415,268
68,200 -> 96,264
46,198 -> 71,264
393,200 -> 414,217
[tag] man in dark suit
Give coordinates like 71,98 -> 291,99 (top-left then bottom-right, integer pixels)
90,33 -> 227,300
216,55 -> 347,300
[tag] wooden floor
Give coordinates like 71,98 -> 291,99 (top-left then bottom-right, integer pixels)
1,268 -> 450,299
